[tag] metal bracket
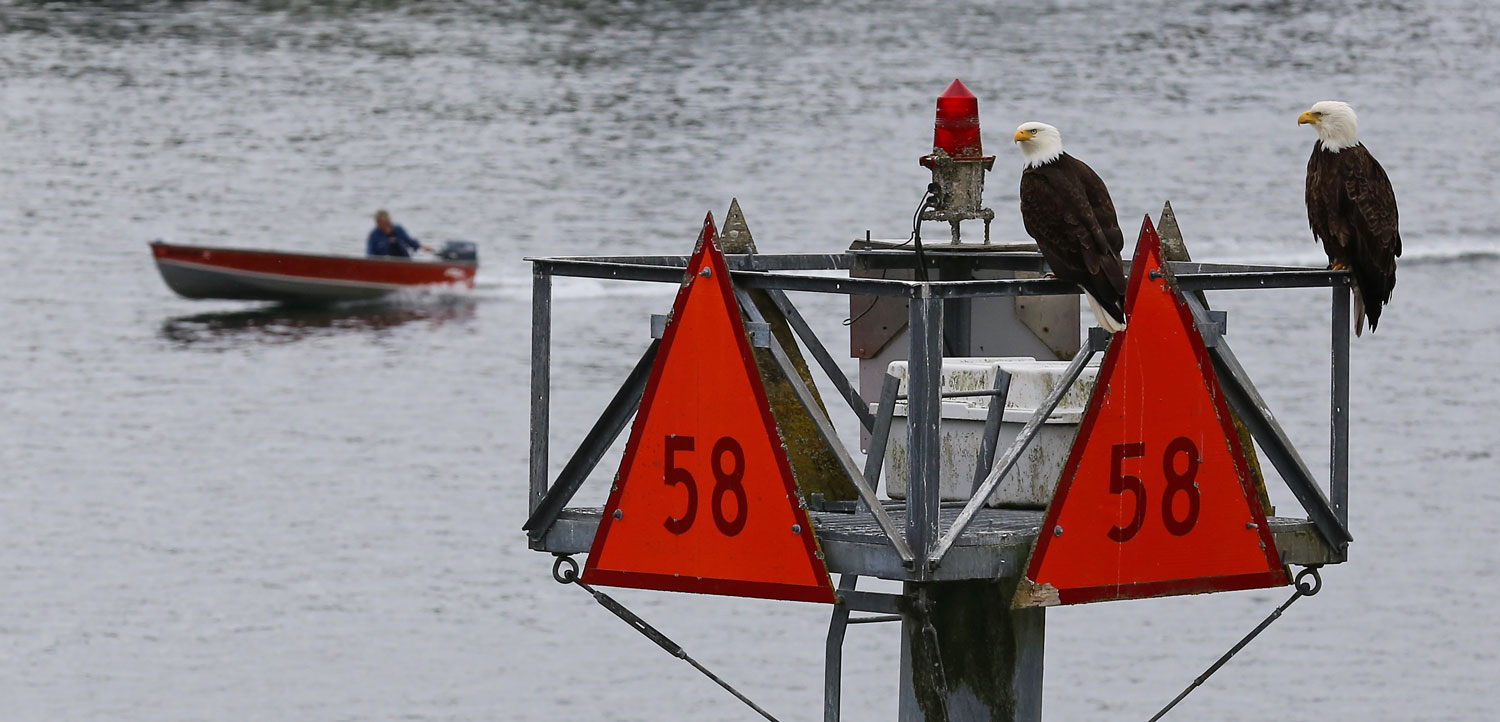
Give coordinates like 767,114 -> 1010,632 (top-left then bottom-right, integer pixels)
1197,310 -> 1228,347
651,313 -> 771,348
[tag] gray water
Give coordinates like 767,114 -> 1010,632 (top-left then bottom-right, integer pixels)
2,1 -> 1497,720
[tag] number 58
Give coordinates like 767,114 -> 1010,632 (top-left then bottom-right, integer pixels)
662,435 -> 749,537
1108,438 -> 1202,542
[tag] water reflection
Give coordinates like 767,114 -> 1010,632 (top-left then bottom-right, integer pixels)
159,297 -> 477,348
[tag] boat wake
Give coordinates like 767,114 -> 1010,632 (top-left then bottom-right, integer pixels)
1215,237 -> 1500,268
159,294 -> 479,349
471,272 -> 676,303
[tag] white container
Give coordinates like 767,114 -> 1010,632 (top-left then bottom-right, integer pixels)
882,357 -> 1099,508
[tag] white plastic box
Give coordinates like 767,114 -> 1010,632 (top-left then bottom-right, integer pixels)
882,357 -> 1099,508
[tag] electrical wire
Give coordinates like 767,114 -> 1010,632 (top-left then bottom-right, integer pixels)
844,185 -> 939,327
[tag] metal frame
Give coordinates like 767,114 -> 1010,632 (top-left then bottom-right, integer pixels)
523,249 -> 1353,568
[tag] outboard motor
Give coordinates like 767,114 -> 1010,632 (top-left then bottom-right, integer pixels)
436,240 -> 478,262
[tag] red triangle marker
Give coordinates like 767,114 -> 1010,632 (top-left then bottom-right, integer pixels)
582,215 -> 836,604
1019,218 -> 1288,607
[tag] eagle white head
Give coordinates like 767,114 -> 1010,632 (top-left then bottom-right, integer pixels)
1298,101 -> 1359,152
1013,122 -> 1063,168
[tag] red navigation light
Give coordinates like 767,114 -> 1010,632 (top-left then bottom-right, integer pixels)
933,79 -> 982,159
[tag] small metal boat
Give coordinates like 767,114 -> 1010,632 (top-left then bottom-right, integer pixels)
149,241 -> 478,303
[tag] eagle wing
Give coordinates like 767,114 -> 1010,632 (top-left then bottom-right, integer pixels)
1020,168 -> 1095,278
1343,146 -> 1403,264
1308,142 -> 1402,332
1074,157 -> 1125,255
1020,161 -> 1127,322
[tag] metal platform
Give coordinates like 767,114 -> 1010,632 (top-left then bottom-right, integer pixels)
526,244 -> 1355,575
536,505 -> 1337,583
524,227 -> 1359,722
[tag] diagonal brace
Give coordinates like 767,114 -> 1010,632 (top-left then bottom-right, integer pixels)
824,574 -> 860,722
762,288 -> 876,432
927,336 -> 1101,566
735,288 -> 915,563
523,339 -> 660,541
972,370 -> 1013,494
860,373 -> 903,512
1182,294 -> 1352,550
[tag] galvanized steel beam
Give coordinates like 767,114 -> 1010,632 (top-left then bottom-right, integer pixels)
1331,284 -> 1351,527
533,252 -> 852,272
905,293 -> 945,577
533,256 -> 1350,299
529,266 -> 552,515
1175,269 -> 1347,292
531,257 -> 916,297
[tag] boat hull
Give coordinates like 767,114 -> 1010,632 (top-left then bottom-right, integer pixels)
150,242 -> 477,303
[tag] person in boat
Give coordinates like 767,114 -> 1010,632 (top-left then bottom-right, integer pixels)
367,209 -> 430,258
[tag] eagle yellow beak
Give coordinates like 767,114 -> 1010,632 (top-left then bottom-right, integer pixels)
1297,110 -> 1319,125
1014,128 -> 1034,142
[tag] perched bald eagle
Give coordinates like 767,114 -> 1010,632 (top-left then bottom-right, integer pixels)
1299,101 -> 1401,335
1013,122 -> 1127,332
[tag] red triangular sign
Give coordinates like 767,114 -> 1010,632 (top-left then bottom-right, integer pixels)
582,215 -> 836,604
1019,218 -> 1288,607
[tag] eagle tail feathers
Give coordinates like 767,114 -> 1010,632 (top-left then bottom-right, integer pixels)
1352,284 -> 1366,337
1084,291 -> 1126,334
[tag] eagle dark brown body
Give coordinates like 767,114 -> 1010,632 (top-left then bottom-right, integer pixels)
1019,153 -> 1127,327
1306,140 -> 1402,333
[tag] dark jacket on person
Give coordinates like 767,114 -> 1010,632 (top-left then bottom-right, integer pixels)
367,224 -> 419,258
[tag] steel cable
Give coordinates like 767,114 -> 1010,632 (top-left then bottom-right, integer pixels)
1147,566 -> 1324,722
551,555 -> 785,722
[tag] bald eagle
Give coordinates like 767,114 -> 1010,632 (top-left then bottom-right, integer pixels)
1299,101 -> 1401,335
1013,122 -> 1127,332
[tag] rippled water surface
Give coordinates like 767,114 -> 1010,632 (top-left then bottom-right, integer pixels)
2,1 -> 1497,720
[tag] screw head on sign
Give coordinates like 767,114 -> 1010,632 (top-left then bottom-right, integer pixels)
1054,525 -> 1064,536
613,509 -> 623,520
791,524 -> 802,534
699,267 -> 712,278
1246,521 -> 1258,529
